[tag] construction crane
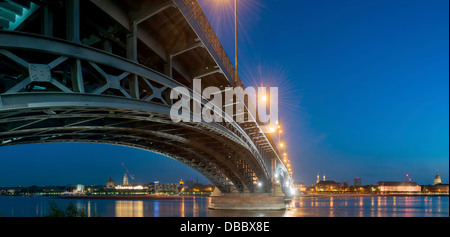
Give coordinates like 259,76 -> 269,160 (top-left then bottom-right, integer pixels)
392,174 -> 413,182
405,174 -> 413,182
122,163 -> 136,185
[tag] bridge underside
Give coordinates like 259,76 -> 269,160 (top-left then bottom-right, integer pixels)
0,0 -> 292,196
0,93 -> 270,193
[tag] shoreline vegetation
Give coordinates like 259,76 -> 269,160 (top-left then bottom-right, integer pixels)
46,201 -> 99,217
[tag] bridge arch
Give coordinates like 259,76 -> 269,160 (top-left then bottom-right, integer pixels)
0,0 -> 293,196
0,92 -> 271,193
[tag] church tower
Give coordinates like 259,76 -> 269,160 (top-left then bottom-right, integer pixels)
123,173 -> 129,186
106,176 -> 114,188
434,171 -> 442,185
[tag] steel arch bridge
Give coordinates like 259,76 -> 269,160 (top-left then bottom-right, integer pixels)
0,0 -> 293,196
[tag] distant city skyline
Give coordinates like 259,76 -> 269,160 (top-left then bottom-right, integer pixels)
0,142 -> 447,188
0,0 -> 448,188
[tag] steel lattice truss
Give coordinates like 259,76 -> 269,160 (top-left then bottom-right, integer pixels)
0,0 -> 292,194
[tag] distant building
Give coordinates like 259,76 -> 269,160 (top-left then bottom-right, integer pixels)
432,171 -> 448,193
106,176 -> 114,189
179,179 -> 185,192
354,177 -> 362,187
434,184 -> 449,193
434,171 -> 442,185
66,184 -> 85,194
160,183 -> 178,192
316,173 -> 326,184
295,182 -> 306,192
377,181 -> 421,193
123,173 -> 129,186
149,181 -> 178,192
315,181 -> 340,192
114,185 -> 146,190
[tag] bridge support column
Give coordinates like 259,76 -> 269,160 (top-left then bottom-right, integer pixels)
209,184 -> 288,210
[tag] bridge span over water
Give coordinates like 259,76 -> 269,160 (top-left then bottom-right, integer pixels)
0,0 -> 293,209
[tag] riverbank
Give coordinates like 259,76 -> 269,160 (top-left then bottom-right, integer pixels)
300,193 -> 449,198
58,194 -> 208,200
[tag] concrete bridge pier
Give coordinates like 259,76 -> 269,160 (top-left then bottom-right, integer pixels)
208,184 -> 290,210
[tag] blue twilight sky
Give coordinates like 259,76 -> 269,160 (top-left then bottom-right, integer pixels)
0,0 -> 448,187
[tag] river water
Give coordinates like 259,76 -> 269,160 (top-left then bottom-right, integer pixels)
0,195 -> 448,217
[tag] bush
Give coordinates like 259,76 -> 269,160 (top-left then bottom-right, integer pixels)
47,201 -> 87,217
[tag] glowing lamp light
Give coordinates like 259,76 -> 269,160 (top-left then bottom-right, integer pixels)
261,95 -> 267,102
290,188 -> 296,196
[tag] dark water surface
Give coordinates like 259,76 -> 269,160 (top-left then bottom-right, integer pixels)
0,195 -> 447,217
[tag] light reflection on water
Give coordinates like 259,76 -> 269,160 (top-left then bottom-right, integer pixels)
0,196 -> 448,217
284,196 -> 448,217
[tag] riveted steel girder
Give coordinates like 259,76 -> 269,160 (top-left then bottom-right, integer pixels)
0,0 -> 293,194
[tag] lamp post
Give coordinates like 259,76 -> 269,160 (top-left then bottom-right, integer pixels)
234,0 -> 239,87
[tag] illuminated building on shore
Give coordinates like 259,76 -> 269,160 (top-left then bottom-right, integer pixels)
313,173 -> 346,192
179,179 -> 185,192
432,171 -> 448,193
123,173 -> 129,186
114,185 -> 146,190
66,184 -> 85,194
106,176 -> 114,189
377,181 -> 421,193
434,171 -> 442,185
149,181 -> 178,193
316,173 -> 326,184
434,184 -> 449,193
315,181 -> 340,192
295,182 -> 306,192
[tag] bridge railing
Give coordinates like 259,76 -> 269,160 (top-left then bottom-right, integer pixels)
176,0 -> 287,181
178,0 -> 243,87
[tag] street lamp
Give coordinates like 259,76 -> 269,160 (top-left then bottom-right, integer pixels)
278,128 -> 282,145
269,126 -> 276,133
234,0 -> 238,87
